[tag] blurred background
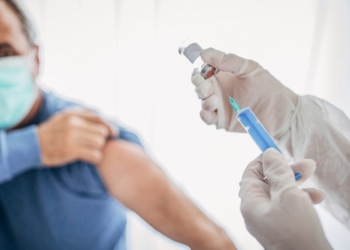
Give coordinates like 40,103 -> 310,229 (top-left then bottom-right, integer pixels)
24,0 -> 350,249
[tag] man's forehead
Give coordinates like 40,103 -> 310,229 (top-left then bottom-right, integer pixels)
0,1 -> 29,52
0,1 -> 21,32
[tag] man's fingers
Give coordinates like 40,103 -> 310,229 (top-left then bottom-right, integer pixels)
40,108 -> 118,167
64,109 -> 119,137
201,48 -> 259,76
75,131 -> 107,149
302,188 -> 325,205
80,120 -> 113,138
64,109 -> 118,137
79,113 -> 117,137
76,147 -> 103,165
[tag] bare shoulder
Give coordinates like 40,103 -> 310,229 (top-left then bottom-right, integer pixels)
96,140 -> 158,203
102,140 -> 146,162
97,140 -> 150,179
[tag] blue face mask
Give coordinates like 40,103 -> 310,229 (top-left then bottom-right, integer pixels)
0,56 -> 38,130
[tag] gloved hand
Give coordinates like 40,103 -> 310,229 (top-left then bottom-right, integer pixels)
191,48 -> 298,137
191,47 -> 350,231
239,148 -> 332,250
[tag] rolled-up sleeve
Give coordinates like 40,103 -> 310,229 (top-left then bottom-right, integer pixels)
110,122 -> 143,148
52,123 -> 144,196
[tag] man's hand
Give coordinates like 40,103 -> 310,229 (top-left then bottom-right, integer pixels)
38,109 -> 117,167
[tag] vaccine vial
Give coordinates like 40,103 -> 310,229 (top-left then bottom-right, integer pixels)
178,40 -> 217,79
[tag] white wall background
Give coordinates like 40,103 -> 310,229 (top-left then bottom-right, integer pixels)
24,0 -> 350,249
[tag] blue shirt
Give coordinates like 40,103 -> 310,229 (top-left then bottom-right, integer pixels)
0,91 -> 142,250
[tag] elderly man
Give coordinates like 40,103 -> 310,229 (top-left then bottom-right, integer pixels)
0,0 -> 237,249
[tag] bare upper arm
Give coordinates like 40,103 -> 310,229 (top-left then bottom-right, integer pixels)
98,140 -> 146,178
96,140 -> 166,208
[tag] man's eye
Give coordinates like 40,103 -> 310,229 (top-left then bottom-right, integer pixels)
0,50 -> 16,57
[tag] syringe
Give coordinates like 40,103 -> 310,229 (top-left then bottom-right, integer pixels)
179,40 -> 301,180
229,97 -> 282,153
228,96 -> 301,180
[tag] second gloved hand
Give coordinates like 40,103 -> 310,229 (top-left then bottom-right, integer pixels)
191,48 -> 298,137
239,148 -> 332,250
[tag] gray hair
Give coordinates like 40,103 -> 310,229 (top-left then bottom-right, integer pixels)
2,0 -> 37,46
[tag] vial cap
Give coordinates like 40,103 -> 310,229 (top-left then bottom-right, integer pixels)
179,42 -> 202,64
201,64 -> 216,78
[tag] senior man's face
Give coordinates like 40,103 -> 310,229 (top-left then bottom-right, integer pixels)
0,1 -> 42,130
0,1 -> 39,78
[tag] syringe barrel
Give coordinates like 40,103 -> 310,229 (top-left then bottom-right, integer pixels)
236,107 -> 281,153
237,107 -> 302,180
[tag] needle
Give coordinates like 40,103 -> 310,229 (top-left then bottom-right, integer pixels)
213,75 -> 241,112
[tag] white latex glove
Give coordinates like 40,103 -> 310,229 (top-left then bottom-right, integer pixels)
239,148 -> 332,250
191,48 -> 298,137
192,48 -> 350,230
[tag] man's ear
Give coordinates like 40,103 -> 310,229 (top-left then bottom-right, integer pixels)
32,45 -> 40,80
